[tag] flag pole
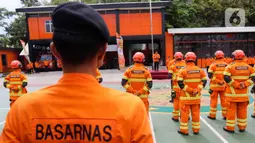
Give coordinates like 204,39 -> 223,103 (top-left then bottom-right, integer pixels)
149,0 -> 154,70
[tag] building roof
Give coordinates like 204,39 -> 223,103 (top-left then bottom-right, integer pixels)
16,1 -> 170,13
168,27 -> 255,34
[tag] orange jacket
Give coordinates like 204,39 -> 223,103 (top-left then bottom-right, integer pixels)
167,59 -> 175,70
35,61 -> 40,68
177,62 -> 207,105
168,60 -> 186,93
96,69 -> 102,80
57,60 -> 62,68
208,59 -> 228,91
223,60 -> 255,102
0,74 -> 153,143
122,63 -> 152,98
206,58 -> 214,66
152,53 -> 160,62
3,70 -> 28,100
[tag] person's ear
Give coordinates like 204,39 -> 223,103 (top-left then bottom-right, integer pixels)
97,43 -> 107,68
50,42 -> 62,60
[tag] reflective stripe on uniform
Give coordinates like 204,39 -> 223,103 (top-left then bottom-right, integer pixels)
232,76 -> 249,80
122,76 -> 128,80
124,84 -> 130,89
177,77 -> 183,81
226,120 -> 235,127
138,94 -> 148,98
143,86 -> 149,91
214,71 -> 224,74
250,73 -> 255,77
173,85 -> 179,89
147,78 -> 152,81
192,122 -> 200,129
9,81 -> 22,85
128,78 -> 146,82
237,118 -> 247,126
184,79 -> 201,82
210,84 -> 223,88
180,96 -> 200,100
223,71 -> 231,76
225,93 -> 248,97
180,122 -> 188,129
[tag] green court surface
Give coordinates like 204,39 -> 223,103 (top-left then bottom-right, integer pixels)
0,71 -> 255,143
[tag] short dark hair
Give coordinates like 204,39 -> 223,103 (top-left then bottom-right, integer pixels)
53,33 -> 105,65
51,2 -> 110,65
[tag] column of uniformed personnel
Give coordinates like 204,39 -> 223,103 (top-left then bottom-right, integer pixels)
0,2 -> 153,142
167,50 -> 255,135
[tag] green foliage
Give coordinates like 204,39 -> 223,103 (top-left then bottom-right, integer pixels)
4,14 -> 27,48
166,0 -> 255,29
21,0 -> 41,7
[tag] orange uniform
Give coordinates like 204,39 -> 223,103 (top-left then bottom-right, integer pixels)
252,65 -> 255,118
96,68 -> 103,83
122,63 -> 153,114
208,59 -> 228,119
152,53 -> 160,62
223,60 -> 255,131
57,59 -> 62,68
3,70 -> 28,107
0,74 -> 153,142
166,57 -> 171,70
177,62 -> 207,134
168,60 -> 186,120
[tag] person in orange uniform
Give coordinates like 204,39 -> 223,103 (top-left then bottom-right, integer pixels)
0,2 -> 153,143
122,52 -> 153,115
166,56 -> 171,70
3,60 -> 28,107
34,60 -> 40,73
207,50 -> 228,120
96,68 -> 103,83
168,52 -> 186,122
177,52 -> 207,135
251,80 -> 255,119
223,50 -> 255,133
206,57 -> 214,72
167,53 -> 179,103
152,50 -> 160,71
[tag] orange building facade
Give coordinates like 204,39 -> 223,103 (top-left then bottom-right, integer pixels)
16,2 -> 170,67
0,48 -> 22,73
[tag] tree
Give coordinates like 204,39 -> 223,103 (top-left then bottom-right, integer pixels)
21,0 -> 41,7
4,14 -> 27,48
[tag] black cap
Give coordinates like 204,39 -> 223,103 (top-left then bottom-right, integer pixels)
51,2 -> 110,43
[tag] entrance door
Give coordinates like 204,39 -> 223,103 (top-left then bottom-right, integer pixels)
1,54 -> 7,72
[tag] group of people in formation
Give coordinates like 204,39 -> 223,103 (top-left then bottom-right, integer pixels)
3,50 -> 255,136
25,59 -> 63,74
166,50 -> 255,135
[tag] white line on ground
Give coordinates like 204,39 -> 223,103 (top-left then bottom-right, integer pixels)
200,116 -> 228,143
0,121 -> 5,125
0,108 -> 9,110
149,112 -> 157,143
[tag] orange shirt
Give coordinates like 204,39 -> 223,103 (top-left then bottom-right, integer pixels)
0,74 -> 153,143
168,60 -> 186,92
152,53 -> 160,62
123,63 -> 152,92
4,70 -> 28,100
223,60 -> 255,102
178,62 -> 207,105
96,69 -> 102,80
208,59 -> 228,91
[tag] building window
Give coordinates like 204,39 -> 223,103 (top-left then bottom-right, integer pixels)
45,20 -> 53,33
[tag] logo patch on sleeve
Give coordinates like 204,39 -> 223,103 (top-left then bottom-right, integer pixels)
32,118 -> 116,143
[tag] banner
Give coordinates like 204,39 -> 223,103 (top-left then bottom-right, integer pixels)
19,40 -> 31,63
116,33 -> 125,69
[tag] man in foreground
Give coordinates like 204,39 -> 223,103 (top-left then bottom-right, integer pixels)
0,2 -> 153,143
